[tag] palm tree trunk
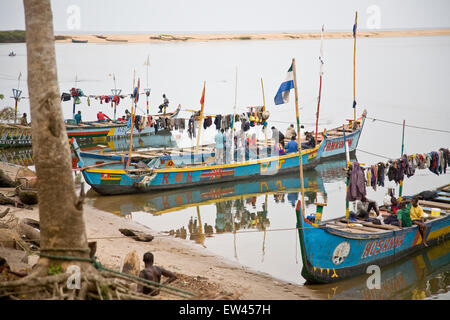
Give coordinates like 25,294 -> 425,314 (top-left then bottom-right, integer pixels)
23,0 -> 90,270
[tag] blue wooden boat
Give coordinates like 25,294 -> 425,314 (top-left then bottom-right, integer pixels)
65,104 -> 181,140
72,135 -> 327,195
316,109 -> 367,160
71,39 -> 88,43
295,184 -> 450,284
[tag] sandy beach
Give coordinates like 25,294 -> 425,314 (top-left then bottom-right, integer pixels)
58,29 -> 450,44
1,201 -> 323,300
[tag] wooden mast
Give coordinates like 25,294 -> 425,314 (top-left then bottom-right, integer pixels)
261,78 -> 268,145
195,81 -> 206,154
126,71 -> 137,170
398,120 -> 406,201
144,55 -> 151,115
292,58 -> 306,214
353,11 -> 358,122
315,25 -> 324,145
231,67 -> 238,162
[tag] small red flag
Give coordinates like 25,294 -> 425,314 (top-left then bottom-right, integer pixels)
200,83 -> 205,105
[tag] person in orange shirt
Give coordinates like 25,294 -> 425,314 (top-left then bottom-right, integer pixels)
410,197 -> 428,247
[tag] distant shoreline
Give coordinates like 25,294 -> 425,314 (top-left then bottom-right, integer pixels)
56,29 -> 450,43
1,29 -> 449,43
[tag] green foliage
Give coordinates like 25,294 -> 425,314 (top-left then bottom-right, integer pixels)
0,30 -> 26,43
47,264 -> 62,275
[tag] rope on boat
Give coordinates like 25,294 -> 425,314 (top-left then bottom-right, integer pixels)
366,116 -> 450,134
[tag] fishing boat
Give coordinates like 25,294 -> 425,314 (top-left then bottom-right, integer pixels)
316,109 -> 366,160
71,39 -> 88,43
72,134 -> 327,195
65,104 -> 181,139
295,184 -> 450,284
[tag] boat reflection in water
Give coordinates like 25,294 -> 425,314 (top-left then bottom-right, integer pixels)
308,240 -> 450,300
0,147 -> 34,167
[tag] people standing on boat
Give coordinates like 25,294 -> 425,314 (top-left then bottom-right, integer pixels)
236,130 -> 245,162
137,252 -> 177,296
271,126 -> 285,147
286,135 -> 298,154
410,197 -> 429,247
97,111 -> 111,122
224,129 -> 233,163
74,111 -> 82,124
124,109 -> 131,120
355,195 -> 380,219
214,128 -> 225,164
247,133 -> 257,159
158,94 -> 169,113
19,113 -> 28,126
285,124 -> 297,140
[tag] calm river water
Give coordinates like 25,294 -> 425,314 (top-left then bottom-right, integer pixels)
0,35 -> 449,299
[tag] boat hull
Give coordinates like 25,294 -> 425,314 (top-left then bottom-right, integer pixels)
319,111 -> 366,160
295,201 -> 450,284
66,124 -> 155,139
79,138 -> 327,195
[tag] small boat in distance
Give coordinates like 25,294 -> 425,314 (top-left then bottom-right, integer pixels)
8,51 -> 16,56
65,104 -> 181,140
71,38 -> 88,43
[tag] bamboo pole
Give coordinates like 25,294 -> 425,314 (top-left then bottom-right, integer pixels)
231,68 -> 238,162
344,130 -> 350,220
261,78 -> 268,146
292,58 -> 306,214
126,72 -> 137,170
195,81 -> 206,154
353,11 -> 358,122
399,120 -> 406,201
315,25 -> 324,145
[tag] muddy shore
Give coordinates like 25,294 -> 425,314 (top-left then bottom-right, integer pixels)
1,202 -> 323,300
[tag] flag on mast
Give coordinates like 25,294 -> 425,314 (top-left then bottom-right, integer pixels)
133,78 -> 140,103
274,63 -> 294,105
319,25 -> 324,76
200,82 -> 206,105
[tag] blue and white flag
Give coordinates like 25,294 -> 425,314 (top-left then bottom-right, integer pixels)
274,63 -> 294,105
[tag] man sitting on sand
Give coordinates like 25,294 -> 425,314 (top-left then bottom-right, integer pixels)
137,251 -> 177,296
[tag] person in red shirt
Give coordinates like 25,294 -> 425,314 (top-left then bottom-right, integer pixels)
97,111 -> 111,122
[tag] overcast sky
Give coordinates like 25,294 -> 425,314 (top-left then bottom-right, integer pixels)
1,0 -> 449,33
